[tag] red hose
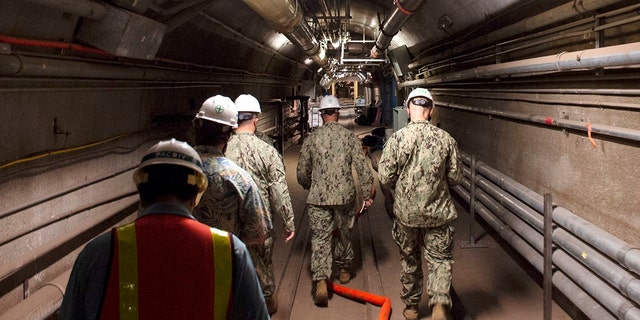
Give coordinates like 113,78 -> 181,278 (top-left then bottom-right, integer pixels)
327,280 -> 392,320
0,34 -> 109,56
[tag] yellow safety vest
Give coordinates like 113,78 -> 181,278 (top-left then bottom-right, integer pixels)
100,215 -> 233,319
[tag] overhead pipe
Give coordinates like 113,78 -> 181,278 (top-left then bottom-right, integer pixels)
401,42 -> 640,86
23,0 -> 107,20
241,0 -> 330,73
0,54 -> 294,87
370,0 -> 427,58
409,0 -> 628,68
433,89 -> 640,111
437,100 -> 640,144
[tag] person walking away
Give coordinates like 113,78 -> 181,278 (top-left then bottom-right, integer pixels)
192,94 -> 271,246
361,134 -> 394,220
296,94 -> 375,306
60,139 -> 269,320
226,93 -> 296,315
378,87 -> 463,320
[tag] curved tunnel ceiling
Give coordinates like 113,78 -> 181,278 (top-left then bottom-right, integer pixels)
7,0 -> 573,86
151,0 -> 572,84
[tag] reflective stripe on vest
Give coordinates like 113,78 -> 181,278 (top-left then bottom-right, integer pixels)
101,217 -> 233,319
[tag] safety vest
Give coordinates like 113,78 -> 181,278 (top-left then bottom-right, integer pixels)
99,215 -> 233,320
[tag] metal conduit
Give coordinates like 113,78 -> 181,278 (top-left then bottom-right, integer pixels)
410,0 -> 627,68
473,182 -> 639,320
0,196 -> 138,284
554,207 -> 640,277
370,0 -> 427,58
0,54 -> 293,86
0,270 -> 70,320
433,91 -> 640,111
401,42 -> 640,86
554,228 -> 640,305
414,2 -> 640,77
439,100 -> 640,144
455,151 -> 640,318
435,88 -> 640,96
241,0 -> 329,71
553,249 -> 640,319
453,185 -> 617,320
463,153 -> 640,276
467,169 -> 640,306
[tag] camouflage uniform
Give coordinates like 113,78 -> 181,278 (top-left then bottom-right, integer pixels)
193,145 -> 271,245
378,120 -> 462,308
255,130 -> 277,149
226,132 -> 295,297
366,148 -> 395,219
297,121 -> 373,281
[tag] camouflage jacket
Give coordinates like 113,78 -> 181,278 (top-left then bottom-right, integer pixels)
193,145 -> 271,244
297,121 -> 373,206
226,132 -> 295,233
378,120 -> 462,227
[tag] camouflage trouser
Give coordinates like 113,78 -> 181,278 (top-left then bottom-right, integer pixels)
392,220 -> 454,308
247,235 -> 275,297
307,203 -> 353,281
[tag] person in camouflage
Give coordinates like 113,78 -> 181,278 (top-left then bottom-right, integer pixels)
296,95 -> 375,306
192,95 -> 271,246
226,94 -> 296,315
378,87 -> 463,320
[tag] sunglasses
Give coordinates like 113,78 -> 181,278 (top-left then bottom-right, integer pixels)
410,98 -> 432,107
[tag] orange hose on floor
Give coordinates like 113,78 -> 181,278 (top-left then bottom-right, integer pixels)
327,280 -> 392,320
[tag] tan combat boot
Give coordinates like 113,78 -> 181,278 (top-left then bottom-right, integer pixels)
403,304 -> 419,320
339,268 -> 351,284
314,280 -> 328,306
431,303 -> 447,320
265,293 -> 277,315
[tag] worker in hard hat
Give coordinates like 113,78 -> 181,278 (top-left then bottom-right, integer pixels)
60,139 -> 269,319
191,95 -> 271,246
297,94 -> 375,307
378,87 -> 463,320
226,93 -> 296,315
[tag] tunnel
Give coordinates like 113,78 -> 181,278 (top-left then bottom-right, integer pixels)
1,0 -> 639,319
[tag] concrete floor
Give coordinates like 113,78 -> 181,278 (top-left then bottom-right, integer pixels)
267,109 -> 574,320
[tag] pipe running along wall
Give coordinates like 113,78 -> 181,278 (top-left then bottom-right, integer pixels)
408,0 -> 629,68
400,42 -> 640,86
453,151 -> 640,319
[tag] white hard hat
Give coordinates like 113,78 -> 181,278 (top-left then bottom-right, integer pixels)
133,138 -> 208,203
195,95 -> 238,128
319,95 -> 341,111
405,87 -> 434,108
235,94 -> 261,113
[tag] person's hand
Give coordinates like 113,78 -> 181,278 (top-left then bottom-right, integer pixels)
284,230 -> 295,242
364,198 -> 374,209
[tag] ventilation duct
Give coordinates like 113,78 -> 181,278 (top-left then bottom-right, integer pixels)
370,0 -> 427,58
241,0 -> 330,74
76,4 -> 166,60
